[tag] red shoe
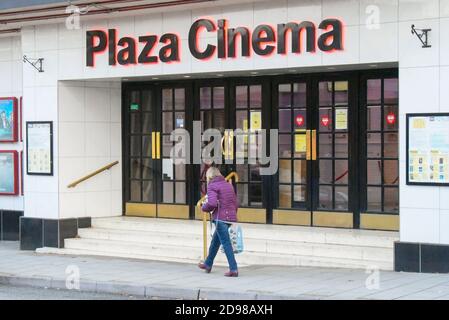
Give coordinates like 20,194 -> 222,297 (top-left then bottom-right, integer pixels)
224,270 -> 238,277
198,262 -> 211,273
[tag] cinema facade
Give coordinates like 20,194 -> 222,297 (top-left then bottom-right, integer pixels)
0,0 -> 449,273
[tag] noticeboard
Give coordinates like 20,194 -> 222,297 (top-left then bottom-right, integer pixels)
406,113 -> 449,186
26,121 -> 53,176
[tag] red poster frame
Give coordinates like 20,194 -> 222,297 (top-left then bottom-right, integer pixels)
0,150 -> 19,196
0,97 -> 19,143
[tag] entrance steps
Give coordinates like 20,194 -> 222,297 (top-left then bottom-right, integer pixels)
37,217 -> 399,270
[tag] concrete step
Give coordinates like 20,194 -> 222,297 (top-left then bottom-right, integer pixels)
77,228 -> 393,263
37,239 -> 393,270
91,217 -> 398,248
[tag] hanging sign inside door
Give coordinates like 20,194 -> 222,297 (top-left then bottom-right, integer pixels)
335,109 -> 348,130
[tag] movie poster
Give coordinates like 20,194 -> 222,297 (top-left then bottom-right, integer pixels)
0,98 -> 18,142
0,151 -> 18,195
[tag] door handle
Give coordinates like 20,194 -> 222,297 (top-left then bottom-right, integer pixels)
156,131 -> 161,159
312,129 -> 317,161
152,132 -> 156,159
306,130 -> 311,160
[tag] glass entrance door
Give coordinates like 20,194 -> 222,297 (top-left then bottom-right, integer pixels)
123,84 -> 191,219
273,76 -> 355,228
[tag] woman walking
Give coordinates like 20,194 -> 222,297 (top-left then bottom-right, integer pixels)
198,167 -> 239,277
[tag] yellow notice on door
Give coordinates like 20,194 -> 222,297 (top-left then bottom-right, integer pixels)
295,134 -> 307,153
250,111 -> 262,131
335,109 -> 348,130
412,118 -> 426,129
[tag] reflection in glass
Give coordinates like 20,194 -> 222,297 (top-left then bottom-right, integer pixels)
294,160 -> 306,184
162,158 -> 174,180
334,81 -> 348,105
384,78 -> 398,104
335,134 -> 348,158
175,112 -> 185,129
319,82 -> 332,106
163,181 -> 174,203
130,136 -> 141,156
279,185 -> 291,208
249,183 -> 262,206
174,88 -> 185,110
319,160 -> 333,184
162,135 -> 172,157
236,86 -> 247,108
384,187 -> 399,213
384,133 -> 398,158
279,160 -> 291,183
293,185 -> 306,202
162,89 -> 172,110
130,158 -> 141,179
334,160 -> 348,184
142,113 -> 152,133
130,180 -> 141,202
214,87 -> 225,109
142,158 -> 153,180
237,184 -> 249,207
278,84 -> 291,108
163,112 -> 173,132
200,87 -> 211,109
142,180 -> 154,202
130,113 -> 141,134
175,182 -> 186,203
278,109 -> 291,133
319,134 -> 332,158
142,90 -> 152,112
335,186 -> 348,210
250,85 -> 262,108
279,134 -> 291,158
367,186 -> 381,211
367,106 -> 381,131
237,164 -> 249,183
175,164 -> 186,180
293,83 -> 306,108
367,160 -> 382,185
367,79 -> 381,105
384,160 -> 398,185
142,136 -> 152,158
367,133 -> 381,158
319,185 -> 332,209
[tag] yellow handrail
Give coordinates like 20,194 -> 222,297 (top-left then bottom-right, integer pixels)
67,161 -> 119,188
197,171 -> 239,261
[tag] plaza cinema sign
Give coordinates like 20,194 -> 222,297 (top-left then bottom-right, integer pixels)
86,18 -> 343,66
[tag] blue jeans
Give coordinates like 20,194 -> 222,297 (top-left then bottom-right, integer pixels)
204,220 -> 238,272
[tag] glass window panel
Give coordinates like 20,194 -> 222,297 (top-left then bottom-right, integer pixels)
384,187 -> 399,213
294,160 -> 306,184
319,185 -> 333,209
249,183 -> 262,206
175,164 -> 186,180
214,86 -> 225,109
174,88 -> 185,110
163,181 -> 174,203
130,90 -> 140,105
279,185 -> 291,208
384,78 -> 398,104
293,109 -> 306,130
367,133 -> 382,158
162,112 -> 173,132
384,106 -> 398,131
319,81 -> 332,106
236,110 -> 248,130
236,86 -> 247,108
335,134 -> 348,158
319,160 -> 333,184
130,136 -> 141,156
367,160 -> 382,185
293,185 -> 306,203
142,113 -> 152,133
142,158 -> 153,180
384,133 -> 398,158
250,164 -> 261,182
214,110 -> 226,132
142,136 -> 152,158
130,158 -> 141,179
279,109 -> 291,133
250,85 -> 262,108
236,164 -> 249,183
319,134 -> 333,158
335,186 -> 348,210
334,81 -> 348,105
293,83 -> 306,108
335,160 -> 348,184
237,183 -> 249,207
279,160 -> 291,183
142,180 -> 154,202
175,182 -> 186,204
294,133 -> 307,158
162,158 -> 174,180
278,84 -> 291,108
279,134 -> 292,158
175,112 -> 185,129
200,87 -> 211,109
319,108 -> 332,132
162,135 -> 173,157
367,79 -> 381,105
162,89 -> 172,110
130,113 -> 141,134
367,187 -> 382,212
201,110 -> 213,132
142,90 -> 152,111
367,106 -> 381,131
384,160 -> 399,185
130,180 -> 141,202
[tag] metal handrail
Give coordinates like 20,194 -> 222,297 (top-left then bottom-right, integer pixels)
197,171 -> 239,260
67,161 -> 119,188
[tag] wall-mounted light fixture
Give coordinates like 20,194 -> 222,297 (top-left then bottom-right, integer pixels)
411,24 -> 431,48
23,55 -> 44,72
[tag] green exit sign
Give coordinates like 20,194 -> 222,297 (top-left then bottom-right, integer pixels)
130,103 -> 139,111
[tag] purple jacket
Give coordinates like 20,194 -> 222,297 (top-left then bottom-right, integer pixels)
201,176 -> 238,222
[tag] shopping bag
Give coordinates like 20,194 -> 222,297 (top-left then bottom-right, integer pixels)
220,223 -> 244,254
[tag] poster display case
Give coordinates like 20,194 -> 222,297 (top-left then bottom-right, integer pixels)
0,97 -> 18,143
407,113 -> 449,186
26,121 -> 53,176
0,150 -> 19,195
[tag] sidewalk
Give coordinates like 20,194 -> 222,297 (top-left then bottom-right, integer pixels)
1,242 -> 449,300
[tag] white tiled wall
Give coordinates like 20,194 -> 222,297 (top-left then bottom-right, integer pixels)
58,81 -> 122,219
0,36 -> 23,212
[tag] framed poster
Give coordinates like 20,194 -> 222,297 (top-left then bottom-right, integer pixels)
26,121 -> 53,176
0,97 -> 18,143
406,113 -> 449,186
0,150 -> 19,195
